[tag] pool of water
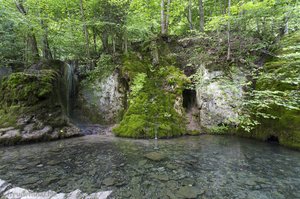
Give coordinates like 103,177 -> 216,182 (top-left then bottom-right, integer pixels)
0,135 -> 299,198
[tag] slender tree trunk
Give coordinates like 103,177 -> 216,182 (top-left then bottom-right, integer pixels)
165,0 -> 171,34
15,1 -> 39,62
112,35 -> 116,55
93,28 -> 97,53
161,0 -> 166,35
227,0 -> 231,60
199,0 -> 204,32
41,19 -> 52,60
124,29 -> 128,54
188,0 -> 193,30
101,32 -> 109,53
80,0 -> 90,58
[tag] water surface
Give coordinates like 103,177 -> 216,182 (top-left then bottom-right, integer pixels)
0,135 -> 299,198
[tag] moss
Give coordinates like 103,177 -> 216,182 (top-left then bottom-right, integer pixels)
0,106 -> 20,128
0,70 -> 56,106
114,58 -> 189,138
122,53 -> 151,80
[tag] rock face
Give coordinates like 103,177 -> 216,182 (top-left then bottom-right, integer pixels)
0,124 -> 81,146
0,60 -> 82,146
195,66 -> 245,130
0,179 -> 112,199
77,71 -> 125,124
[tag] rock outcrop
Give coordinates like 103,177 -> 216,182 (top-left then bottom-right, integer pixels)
0,60 -> 81,145
76,70 -> 126,124
195,66 -> 245,131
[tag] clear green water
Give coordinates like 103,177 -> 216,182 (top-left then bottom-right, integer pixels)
0,135 -> 300,198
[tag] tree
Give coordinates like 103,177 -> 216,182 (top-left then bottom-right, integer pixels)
199,0 -> 204,32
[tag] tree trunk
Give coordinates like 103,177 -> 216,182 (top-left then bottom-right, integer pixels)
161,0 -> 166,35
15,1 -> 39,62
112,35 -> 116,55
165,0 -> 171,34
41,19 -> 52,60
188,0 -> 193,30
80,0 -> 90,59
101,32 -> 109,53
93,28 -> 97,53
124,29 -> 128,54
227,0 -> 231,60
199,0 -> 204,32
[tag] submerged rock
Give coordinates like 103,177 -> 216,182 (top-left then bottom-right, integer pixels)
176,186 -> 203,199
144,152 -> 166,161
102,177 -> 116,186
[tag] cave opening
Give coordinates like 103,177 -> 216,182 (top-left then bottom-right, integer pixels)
183,89 -> 197,111
266,135 -> 279,144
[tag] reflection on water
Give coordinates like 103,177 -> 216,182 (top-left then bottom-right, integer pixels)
0,135 -> 300,198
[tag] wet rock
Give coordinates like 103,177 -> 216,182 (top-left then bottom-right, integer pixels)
21,126 -> 53,142
47,160 -> 61,166
50,193 -> 66,199
0,127 -> 14,133
176,186 -> 202,199
166,180 -> 178,191
103,177 -> 116,186
181,178 -> 195,186
0,130 -> 21,145
3,187 -> 31,199
66,189 -> 87,199
60,125 -> 81,138
150,173 -> 169,181
23,123 -> 35,133
86,191 -> 113,199
166,163 -> 178,170
14,165 -> 27,170
144,152 -> 166,161
0,179 -> 11,195
138,160 -> 148,167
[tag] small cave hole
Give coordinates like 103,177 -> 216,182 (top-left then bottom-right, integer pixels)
266,135 -> 279,144
183,89 -> 197,111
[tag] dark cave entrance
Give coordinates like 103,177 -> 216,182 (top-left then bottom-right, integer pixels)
183,89 -> 197,111
266,135 -> 279,144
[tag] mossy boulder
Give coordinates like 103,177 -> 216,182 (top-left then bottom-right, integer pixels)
113,52 -> 189,138
0,71 -> 56,106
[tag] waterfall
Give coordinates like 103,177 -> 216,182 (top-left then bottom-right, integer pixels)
64,62 -> 75,117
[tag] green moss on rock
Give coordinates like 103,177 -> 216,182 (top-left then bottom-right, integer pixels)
113,51 -> 189,138
0,70 -> 56,106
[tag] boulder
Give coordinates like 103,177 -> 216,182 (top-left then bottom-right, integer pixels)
144,152 -> 166,161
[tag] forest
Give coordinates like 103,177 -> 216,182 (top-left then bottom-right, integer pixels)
0,0 -> 300,198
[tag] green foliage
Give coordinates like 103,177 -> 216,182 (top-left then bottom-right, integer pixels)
237,31 -> 300,149
240,31 -> 300,131
83,54 -> 116,85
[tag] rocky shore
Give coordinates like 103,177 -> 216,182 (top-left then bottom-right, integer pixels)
0,179 -> 112,199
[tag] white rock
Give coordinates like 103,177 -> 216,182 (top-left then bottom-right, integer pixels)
86,191 -> 113,199
3,187 -> 31,199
